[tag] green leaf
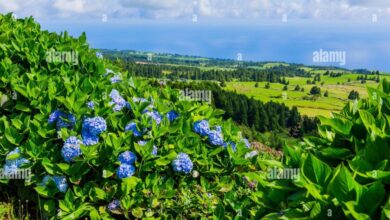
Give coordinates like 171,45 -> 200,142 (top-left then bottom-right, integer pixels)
318,116 -> 353,136
43,200 -> 56,215
360,182 -> 385,216
328,165 -> 361,203
121,176 -> 140,195
132,207 -> 143,218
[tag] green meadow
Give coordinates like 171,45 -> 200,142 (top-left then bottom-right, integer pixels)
225,72 -> 390,117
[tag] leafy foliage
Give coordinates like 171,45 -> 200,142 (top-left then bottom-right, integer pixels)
0,14 -> 268,219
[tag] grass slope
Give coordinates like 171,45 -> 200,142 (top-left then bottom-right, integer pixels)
226,73 -> 390,117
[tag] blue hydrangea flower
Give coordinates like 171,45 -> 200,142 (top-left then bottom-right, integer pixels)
48,110 -> 62,123
245,150 -> 259,159
116,164 -> 136,179
110,75 -> 122,84
81,130 -> 99,146
53,176 -> 68,193
103,68 -> 114,77
61,136 -> 82,162
241,138 -> 250,148
108,200 -> 121,212
109,89 -> 130,111
193,120 -> 210,136
82,117 -> 107,136
215,126 -> 222,133
137,140 -> 147,146
96,52 -> 103,59
41,175 -> 68,193
208,129 -> 224,146
152,145 -> 158,156
223,141 -> 237,152
87,101 -> 95,109
125,122 -> 142,137
172,153 -> 193,174
118,151 -> 137,165
3,148 -> 29,175
133,97 -> 148,103
166,110 -> 178,122
143,110 -> 162,125
48,110 -> 76,130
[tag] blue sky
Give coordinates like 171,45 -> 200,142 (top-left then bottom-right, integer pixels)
1,0 -> 390,71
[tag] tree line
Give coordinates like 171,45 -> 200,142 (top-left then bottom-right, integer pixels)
111,60 -> 312,82
152,80 -> 318,136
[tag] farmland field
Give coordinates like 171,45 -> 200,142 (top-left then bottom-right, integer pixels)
225,73 -> 389,116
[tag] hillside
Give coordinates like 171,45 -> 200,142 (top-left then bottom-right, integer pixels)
102,49 -> 388,117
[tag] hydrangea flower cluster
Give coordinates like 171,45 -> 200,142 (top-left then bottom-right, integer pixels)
117,151 -> 137,179
82,117 -> 107,146
166,110 -> 178,122
48,110 -> 76,130
61,136 -> 82,162
108,199 -> 121,212
143,109 -> 162,125
3,148 -> 29,175
125,122 -> 142,137
118,151 -> 137,164
110,74 -> 122,84
117,164 -> 136,179
137,140 -> 147,146
96,52 -> 103,59
152,145 -> 158,156
194,120 -> 225,146
41,175 -> 68,193
193,120 -> 249,149
241,138 -> 251,148
109,89 -> 130,111
172,153 -> 193,174
133,97 -> 148,103
103,68 -> 114,76
87,101 -> 95,109
245,150 -> 259,159
208,126 -> 224,146
193,120 -> 210,136
223,141 -> 237,151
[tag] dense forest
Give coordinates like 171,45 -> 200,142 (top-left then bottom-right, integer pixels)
151,80 -> 318,136
123,62 -> 311,82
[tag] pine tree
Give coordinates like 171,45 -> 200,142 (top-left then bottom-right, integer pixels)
324,90 -> 329,97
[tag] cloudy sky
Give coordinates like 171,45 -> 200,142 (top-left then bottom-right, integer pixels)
1,0 -> 390,21
1,0 -> 390,71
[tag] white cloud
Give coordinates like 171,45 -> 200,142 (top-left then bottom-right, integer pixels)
1,0 -> 390,21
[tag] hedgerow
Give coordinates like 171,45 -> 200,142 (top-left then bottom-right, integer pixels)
1,13 -> 390,219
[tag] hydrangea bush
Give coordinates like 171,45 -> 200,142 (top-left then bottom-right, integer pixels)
0,14 -> 259,219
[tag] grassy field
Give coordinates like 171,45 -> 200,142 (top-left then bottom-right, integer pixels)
226,73 -> 389,117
